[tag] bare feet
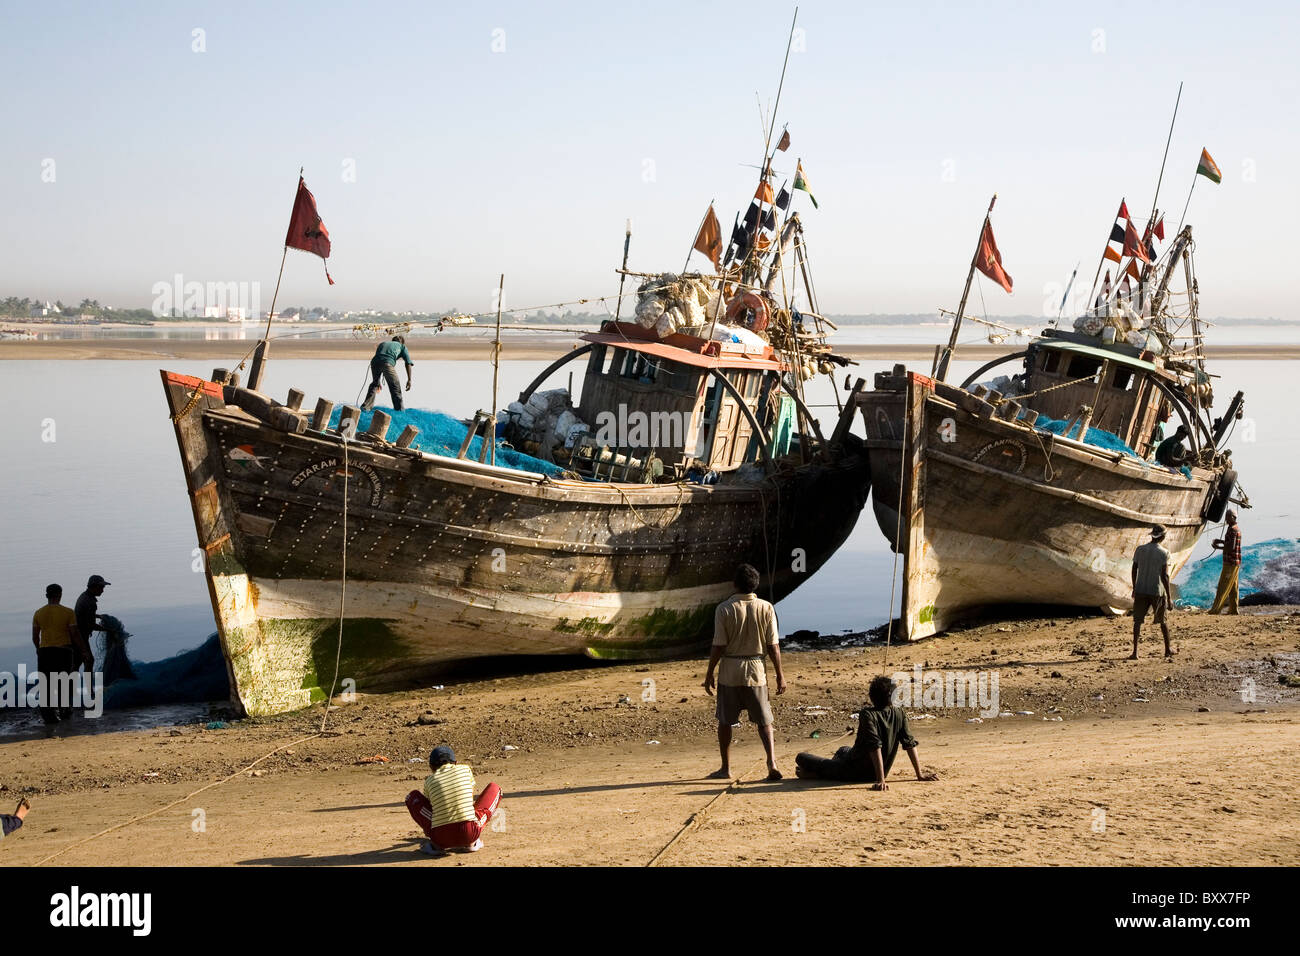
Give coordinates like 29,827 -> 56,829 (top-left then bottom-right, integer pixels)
706,768 -> 731,780
1127,653 -> 1138,660
765,768 -> 783,782
1165,649 -> 1177,658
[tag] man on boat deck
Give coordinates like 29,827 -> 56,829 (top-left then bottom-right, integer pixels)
1209,509 -> 1242,615
362,335 -> 414,411
794,675 -> 936,788
405,745 -> 501,857
1154,424 -> 1190,469
1130,525 -> 1174,659
703,563 -> 786,782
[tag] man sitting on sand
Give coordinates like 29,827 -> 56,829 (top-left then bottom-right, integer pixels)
1,798 -> 30,844
703,563 -> 786,782
795,675 -> 936,789
1131,524 -> 1174,659
405,745 -> 501,857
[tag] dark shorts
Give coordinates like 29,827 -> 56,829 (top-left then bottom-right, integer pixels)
716,683 -> 774,726
1133,592 -> 1167,623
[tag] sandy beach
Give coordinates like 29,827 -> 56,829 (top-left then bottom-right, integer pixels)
2,608 -> 1295,867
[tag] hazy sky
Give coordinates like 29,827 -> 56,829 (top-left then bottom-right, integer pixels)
2,0 -> 1296,318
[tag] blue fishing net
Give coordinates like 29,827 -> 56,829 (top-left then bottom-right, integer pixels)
325,405 -> 566,477
1030,414 -> 1141,459
102,631 -> 230,709
1176,537 -> 1300,608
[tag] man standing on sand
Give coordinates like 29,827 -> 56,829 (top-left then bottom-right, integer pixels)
405,745 -> 502,857
795,675 -> 937,789
362,335 -> 414,411
75,574 -> 110,653
1209,510 -> 1242,615
703,563 -> 786,782
31,584 -> 94,724
1130,526 -> 1174,659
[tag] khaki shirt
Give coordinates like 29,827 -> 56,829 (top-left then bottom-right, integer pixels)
713,593 -> 779,687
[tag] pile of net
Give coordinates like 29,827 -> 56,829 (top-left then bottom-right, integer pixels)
327,405 -> 567,477
632,273 -> 720,338
101,629 -> 230,709
1175,537 -> 1300,608
1030,413 -> 1140,459
1073,299 -> 1168,354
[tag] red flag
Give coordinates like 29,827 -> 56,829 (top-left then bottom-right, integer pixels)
1117,199 -> 1130,221
284,176 -> 334,285
1123,220 -> 1150,265
974,220 -> 1013,293
692,203 -> 723,271
775,129 -> 791,152
1154,215 -> 1165,241
1125,259 -> 1142,282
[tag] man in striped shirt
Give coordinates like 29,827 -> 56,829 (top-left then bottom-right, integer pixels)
1209,510 -> 1242,615
405,746 -> 501,856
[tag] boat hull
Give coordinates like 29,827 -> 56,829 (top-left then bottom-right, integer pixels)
859,371 -> 1219,638
163,372 -> 870,715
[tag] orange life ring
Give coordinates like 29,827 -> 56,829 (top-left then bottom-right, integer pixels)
724,291 -> 770,333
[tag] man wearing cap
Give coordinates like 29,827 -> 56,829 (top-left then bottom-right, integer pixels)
703,562 -> 787,782
1130,526 -> 1174,659
405,745 -> 501,856
31,584 -> 93,723
362,335 -> 414,411
75,575 -> 110,655
1209,510 -> 1242,615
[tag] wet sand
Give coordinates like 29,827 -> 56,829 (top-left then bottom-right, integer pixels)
2,608 -> 1296,866
1,337 -> 1297,362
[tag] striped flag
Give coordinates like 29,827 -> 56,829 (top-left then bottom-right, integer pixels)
1196,148 -> 1222,184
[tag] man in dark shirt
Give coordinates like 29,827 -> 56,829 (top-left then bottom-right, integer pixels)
74,574 -> 109,651
1209,510 -> 1242,615
794,675 -> 936,789
362,335 -> 414,411
1154,424 -> 1190,468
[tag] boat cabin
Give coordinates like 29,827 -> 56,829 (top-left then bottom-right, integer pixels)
1020,332 -> 1172,457
513,321 -> 793,482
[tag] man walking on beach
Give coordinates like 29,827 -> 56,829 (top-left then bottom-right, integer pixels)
362,335 -> 414,411
405,745 -> 501,857
75,574 -> 110,652
1130,526 -> 1174,659
31,584 -> 93,723
795,675 -> 937,789
703,563 -> 786,782
1209,510 -> 1242,615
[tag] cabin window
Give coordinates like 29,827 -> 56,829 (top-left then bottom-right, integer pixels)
1041,351 -> 1062,374
1112,367 -> 1135,390
1068,356 -> 1103,382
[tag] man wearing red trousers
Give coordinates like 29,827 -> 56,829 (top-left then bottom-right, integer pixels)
406,745 -> 502,856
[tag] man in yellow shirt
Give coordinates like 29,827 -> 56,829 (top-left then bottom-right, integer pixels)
405,745 -> 502,857
31,584 -> 93,724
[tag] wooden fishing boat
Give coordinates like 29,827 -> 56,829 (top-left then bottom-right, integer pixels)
857,215 -> 1246,639
160,109 -> 870,713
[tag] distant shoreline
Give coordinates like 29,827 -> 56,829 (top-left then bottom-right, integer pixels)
1,337 -> 1297,362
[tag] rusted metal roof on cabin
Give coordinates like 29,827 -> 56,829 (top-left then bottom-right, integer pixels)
579,332 -> 786,371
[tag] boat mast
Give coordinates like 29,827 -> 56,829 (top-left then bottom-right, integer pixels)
248,166 -> 303,391
935,193 -> 997,382
613,219 -> 632,321
1138,82 -> 1182,313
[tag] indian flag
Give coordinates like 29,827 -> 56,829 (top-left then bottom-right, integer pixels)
1196,148 -> 1222,184
793,160 -> 819,209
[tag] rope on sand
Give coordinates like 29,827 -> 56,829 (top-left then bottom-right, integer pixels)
31,733 -> 321,867
646,730 -> 853,867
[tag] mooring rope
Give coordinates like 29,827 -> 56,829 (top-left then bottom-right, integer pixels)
319,429 -> 350,733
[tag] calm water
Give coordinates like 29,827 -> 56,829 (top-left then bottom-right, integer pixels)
0,351 -> 1293,674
